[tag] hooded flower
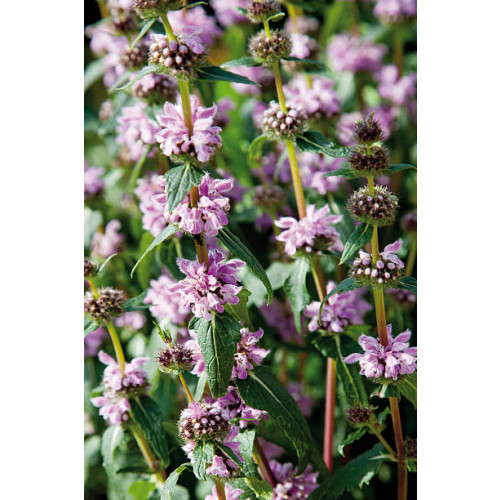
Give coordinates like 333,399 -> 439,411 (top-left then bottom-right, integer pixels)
270,461 -> 319,499
168,6 -> 222,46
345,325 -> 417,380
116,102 -> 159,162
206,484 -> 244,500
171,251 -> 244,320
373,0 -> 417,22
134,173 -> 167,237
215,386 -> 268,429
304,281 -> 371,333
233,328 -> 270,379
91,220 -> 124,259
84,161 -> 105,199
155,96 -> 222,163
299,154 -> 345,195
275,204 -> 343,256
376,64 -> 417,107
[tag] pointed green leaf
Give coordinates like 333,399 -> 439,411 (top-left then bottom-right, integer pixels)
98,253 -> 118,275
243,477 -> 274,499
192,440 -> 215,480
267,12 -> 286,23
322,166 -> 356,179
282,56 -> 327,72
338,428 -> 367,457
213,440 -> 244,469
197,65 -> 259,85
136,232 -> 155,290
115,66 -> 157,91
340,223 -> 373,265
225,288 -> 253,325
124,290 -> 149,311
128,481 -> 156,500
284,257 -> 310,332
176,1 -> 207,10
164,163 -> 204,212
217,228 -> 273,304
130,18 -> 157,50
84,58 -> 106,93
308,443 -> 386,499
319,277 -> 360,319
131,225 -> 178,277
388,163 -> 416,173
221,56 -> 260,68
397,372 -> 417,409
398,275 -> 417,294
247,134 -> 269,170
189,313 -> 241,397
295,131 -> 350,158
84,319 -> 99,337
161,464 -> 190,500
236,365 -> 314,471
265,261 -> 294,290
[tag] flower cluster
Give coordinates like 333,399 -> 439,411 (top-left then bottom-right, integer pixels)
84,287 -> 127,325
270,461 -> 319,499
91,219 -> 124,259
233,328 -> 270,379
91,351 -> 149,425
132,72 -> 178,103
134,173 -> 168,237
346,405 -> 376,427
347,184 -> 399,226
247,0 -> 281,23
84,161 -> 105,200
304,281 -> 371,333
345,325 -> 417,381
155,96 -> 222,163
216,386 -> 268,428
275,204 -> 343,256
171,250 -> 244,320
178,400 -> 231,442
260,101 -> 307,141
157,343 -> 193,374
373,0 -> 417,23
350,239 -> 405,287
249,29 -> 292,63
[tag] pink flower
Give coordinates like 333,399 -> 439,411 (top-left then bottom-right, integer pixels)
327,34 -> 386,74
91,219 -> 124,259
345,325 -> 417,380
304,281 -> 371,333
270,461 -> 319,499
284,15 -> 319,34
286,382 -> 315,418
114,311 -> 146,330
134,173 -> 167,237
213,97 -> 236,127
206,427 -> 244,478
144,270 -> 191,324
376,64 -> 417,107
168,7 -> 222,46
215,386 -> 268,429
206,483 -> 244,500
155,96 -> 222,163
211,0 -> 248,26
164,173 -> 233,237
381,239 -> 405,268
284,75 -> 340,121
299,153 -> 345,195
184,329 -> 205,376
230,65 -> 274,96
373,0 -> 417,22
336,108 -> 396,146
91,394 -> 131,426
84,327 -> 107,358
260,299 -> 303,344
275,204 -> 343,256
171,250 -> 244,320
233,328 -> 270,379
84,160 -> 105,199
289,33 -> 318,59
116,102 -> 159,162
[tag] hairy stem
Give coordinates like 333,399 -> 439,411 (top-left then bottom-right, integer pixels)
285,140 -> 307,219
214,477 -> 226,500
106,320 -> 126,374
271,61 -> 288,113
160,13 -> 176,41
253,437 -> 277,487
130,422 -> 166,483
178,372 -> 194,403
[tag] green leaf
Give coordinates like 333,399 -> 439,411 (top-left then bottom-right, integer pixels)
84,58 -> 106,93
221,56 -> 260,68
197,65 -> 259,85
130,18 -> 156,50
407,459 -> 417,472
295,131 -> 351,158
116,66 -> 157,91
284,257 -> 310,333
247,134 -> 269,170
243,477 -> 274,499
217,228 -> 273,305
398,276 -> 417,294
225,288 -> 253,325
84,319 -> 99,337
129,396 -> 170,466
282,56 -> 327,72
338,428 -> 367,457
129,481 -> 156,500
213,440 -> 244,469
340,223 -> 373,265
178,0 -> 207,9
388,163 -> 416,173
397,372 -> 417,409
236,365 -> 314,471
137,232 -> 155,290
161,464 -> 190,500
164,163 -> 204,212
192,440 -> 215,480
319,277 -> 360,319
313,334 -> 368,406
265,261 -> 294,290
131,225 -> 178,277
322,166 -> 357,179
234,429 -> 257,477
189,313 -> 241,397
267,12 -> 285,23
124,290 -> 149,312
98,253 -> 118,275
309,443 -> 386,499
194,371 -> 208,401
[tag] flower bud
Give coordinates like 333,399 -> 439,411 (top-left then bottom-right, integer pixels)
247,0 -> 281,23
346,405 -> 375,427
133,0 -> 183,19
157,344 -> 194,374
148,34 -> 207,80
252,185 -> 286,208
84,287 -> 126,324
84,258 -> 98,280
353,113 -> 385,145
350,249 -> 404,288
178,401 -> 230,442
348,144 -> 390,176
347,184 -> 398,227
120,41 -> 150,70
260,101 -> 307,141
249,29 -> 292,64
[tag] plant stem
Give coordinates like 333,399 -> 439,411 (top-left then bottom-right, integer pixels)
178,80 -> 193,133
88,278 -> 98,298
369,424 -> 397,459
106,320 -> 126,374
389,397 -> 408,500
160,13 -> 176,41
130,422 -> 166,483
214,477 -> 226,500
405,237 -> 417,276
323,357 -> 337,472
253,437 -> 277,487
285,140 -> 307,219
178,372 -> 194,403
271,61 -> 287,113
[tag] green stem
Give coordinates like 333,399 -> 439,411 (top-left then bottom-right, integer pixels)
285,140 -> 307,219
369,424 -> 397,459
178,80 -> 193,133
130,422 -> 166,483
263,19 -> 272,38
405,237 -> 417,276
106,321 -> 126,374
127,147 -> 149,193
271,61 -> 287,113
160,13 -> 176,41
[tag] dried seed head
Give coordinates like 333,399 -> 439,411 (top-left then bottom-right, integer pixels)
353,113 -> 385,145
84,287 -> 126,324
252,185 -> 286,208
133,0 -> 183,19
157,344 -> 194,374
249,29 -> 292,64
247,0 -> 281,23
348,144 -> 390,176
347,184 -> 398,227
402,210 -> 417,233
178,401 -> 230,442
260,101 -> 307,141
120,41 -> 150,70
148,34 -> 207,80
84,258 -> 98,280
346,405 -> 375,426
132,73 -> 178,103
